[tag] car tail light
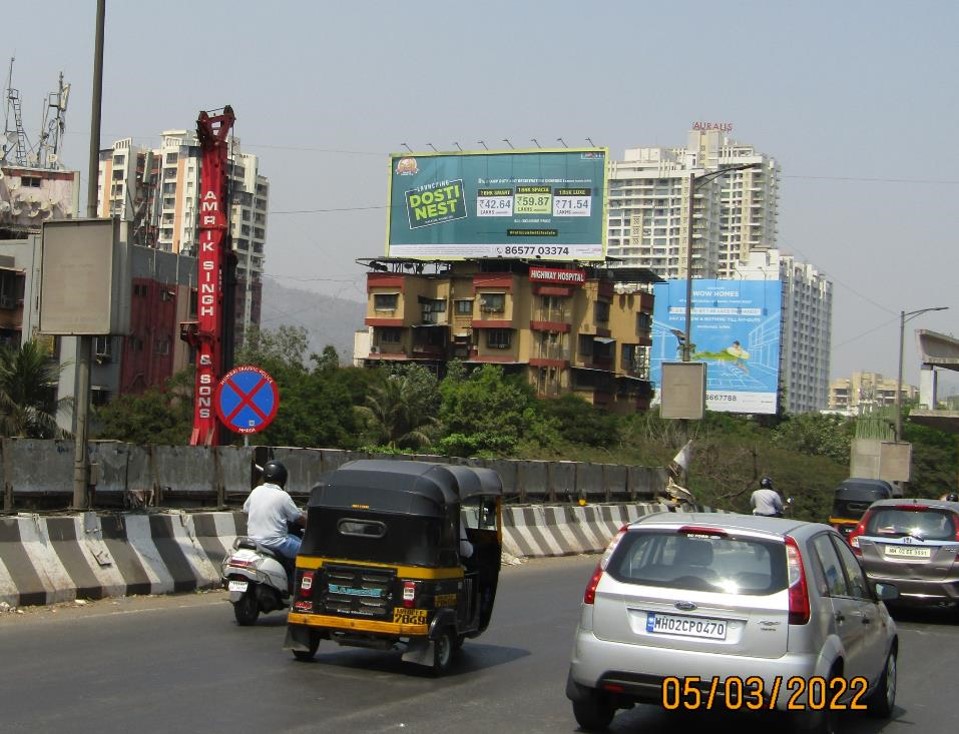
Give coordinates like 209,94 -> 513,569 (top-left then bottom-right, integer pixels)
583,563 -> 604,605
847,511 -> 872,556
785,536 -> 810,625
298,570 -> 315,598
583,527 -> 629,605
402,580 -> 418,608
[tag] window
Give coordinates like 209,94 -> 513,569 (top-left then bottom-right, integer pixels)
455,299 -> 473,315
831,536 -> 870,600
479,293 -> 505,313
812,534 -> 848,597
637,312 -> 652,331
154,338 -> 171,356
594,300 -> 610,323
607,531 -> 786,596
379,328 -> 401,343
338,519 -> 386,538
486,329 -> 512,349
374,293 -> 398,311
21,176 -> 42,187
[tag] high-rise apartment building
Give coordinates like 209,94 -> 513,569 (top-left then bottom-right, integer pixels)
97,131 -> 267,346
735,250 -> 833,414
607,128 -> 780,280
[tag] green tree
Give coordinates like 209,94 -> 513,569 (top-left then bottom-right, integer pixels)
0,339 -> 72,438
772,412 -> 853,463
540,393 -> 620,447
356,364 -> 440,450
437,363 -> 558,456
94,368 -> 193,444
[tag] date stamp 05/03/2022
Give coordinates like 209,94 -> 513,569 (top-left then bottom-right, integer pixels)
661,675 -> 870,712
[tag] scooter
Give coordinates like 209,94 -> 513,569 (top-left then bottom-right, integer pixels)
221,537 -> 291,626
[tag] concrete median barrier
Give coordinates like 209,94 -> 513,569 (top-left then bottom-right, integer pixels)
1,502 -> 694,608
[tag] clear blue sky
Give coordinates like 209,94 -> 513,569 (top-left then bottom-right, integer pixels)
5,0 -> 958,390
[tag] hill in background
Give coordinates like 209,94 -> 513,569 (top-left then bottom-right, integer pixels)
259,276 -> 366,363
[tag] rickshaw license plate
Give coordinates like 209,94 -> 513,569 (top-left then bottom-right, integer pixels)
392,608 -> 427,624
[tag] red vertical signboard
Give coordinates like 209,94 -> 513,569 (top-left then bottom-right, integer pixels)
189,107 -> 235,445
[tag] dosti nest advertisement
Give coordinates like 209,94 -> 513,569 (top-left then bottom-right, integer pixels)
386,149 -> 607,261
649,279 -> 783,415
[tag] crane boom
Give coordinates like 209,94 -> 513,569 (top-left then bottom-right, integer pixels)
184,106 -> 235,446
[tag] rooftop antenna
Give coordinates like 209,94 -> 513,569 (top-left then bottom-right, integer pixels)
401,142 -> 413,152
531,138 -> 542,148
3,57 -> 29,166
426,142 -> 438,152
502,138 -> 514,149
453,142 -> 462,151
477,140 -> 488,150
586,137 -> 596,147
37,71 -> 70,169
556,137 -> 568,148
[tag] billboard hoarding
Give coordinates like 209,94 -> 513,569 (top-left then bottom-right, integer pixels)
386,148 -> 607,262
650,279 -> 782,415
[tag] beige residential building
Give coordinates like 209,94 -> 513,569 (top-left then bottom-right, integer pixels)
828,371 -> 918,415
360,260 -> 658,413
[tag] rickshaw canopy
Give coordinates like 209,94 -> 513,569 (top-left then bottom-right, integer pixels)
308,460 -> 502,519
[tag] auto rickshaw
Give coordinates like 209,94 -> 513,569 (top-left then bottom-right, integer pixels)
284,459 -> 502,674
829,478 -> 895,539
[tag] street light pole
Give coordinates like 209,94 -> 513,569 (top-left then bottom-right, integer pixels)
895,306 -> 948,442
682,162 -> 763,361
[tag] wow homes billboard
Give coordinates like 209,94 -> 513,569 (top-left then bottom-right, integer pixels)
386,149 -> 607,261
650,279 -> 782,415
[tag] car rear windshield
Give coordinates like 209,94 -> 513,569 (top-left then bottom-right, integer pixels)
607,530 -> 788,596
865,508 -> 958,541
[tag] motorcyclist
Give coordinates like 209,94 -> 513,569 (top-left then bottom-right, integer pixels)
946,492 -> 959,502
750,476 -> 784,518
243,461 -> 306,574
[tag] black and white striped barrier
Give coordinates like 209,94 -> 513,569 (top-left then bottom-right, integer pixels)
0,504 -> 682,608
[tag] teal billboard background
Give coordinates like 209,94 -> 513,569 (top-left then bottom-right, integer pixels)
386,149 -> 607,261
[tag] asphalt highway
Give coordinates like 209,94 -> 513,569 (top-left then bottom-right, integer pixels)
1,555 -> 957,733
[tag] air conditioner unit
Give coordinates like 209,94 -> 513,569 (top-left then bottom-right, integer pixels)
370,345 -> 380,354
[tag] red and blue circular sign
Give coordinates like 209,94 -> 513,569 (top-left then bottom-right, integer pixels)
215,365 -> 280,434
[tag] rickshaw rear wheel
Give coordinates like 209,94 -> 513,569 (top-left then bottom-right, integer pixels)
233,591 -> 260,626
431,628 -> 454,676
292,631 -> 320,662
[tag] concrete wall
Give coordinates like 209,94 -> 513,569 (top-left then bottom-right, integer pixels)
1,439 -> 670,512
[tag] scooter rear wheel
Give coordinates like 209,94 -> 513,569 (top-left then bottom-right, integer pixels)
234,590 -> 260,626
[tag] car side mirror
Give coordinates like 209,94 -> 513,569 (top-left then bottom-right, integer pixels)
874,582 -> 899,602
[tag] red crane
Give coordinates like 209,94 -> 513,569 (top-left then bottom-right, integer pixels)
181,106 -> 235,446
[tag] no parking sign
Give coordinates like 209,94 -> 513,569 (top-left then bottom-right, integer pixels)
215,365 -> 280,434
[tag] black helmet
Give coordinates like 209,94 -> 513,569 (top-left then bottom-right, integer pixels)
947,492 -> 959,502
760,476 -> 774,489
261,460 -> 288,489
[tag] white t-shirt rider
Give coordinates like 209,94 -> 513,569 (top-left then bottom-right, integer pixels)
750,488 -> 784,517
243,482 -> 302,549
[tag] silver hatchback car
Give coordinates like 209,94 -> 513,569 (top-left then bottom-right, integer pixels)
566,513 -> 899,733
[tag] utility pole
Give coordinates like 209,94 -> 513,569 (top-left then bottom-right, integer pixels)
72,0 -> 105,511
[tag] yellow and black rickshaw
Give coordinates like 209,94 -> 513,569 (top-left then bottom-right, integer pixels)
829,478 -> 895,539
284,459 -> 502,674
